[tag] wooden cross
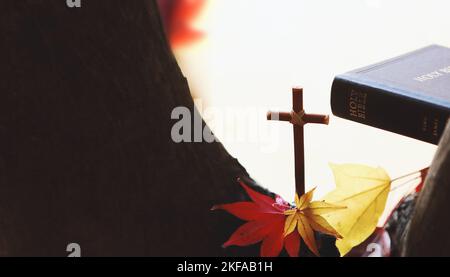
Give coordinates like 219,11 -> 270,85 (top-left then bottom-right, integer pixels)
267,87 -> 329,196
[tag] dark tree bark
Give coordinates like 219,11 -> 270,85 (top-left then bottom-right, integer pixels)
402,120 -> 450,256
0,0 -> 265,256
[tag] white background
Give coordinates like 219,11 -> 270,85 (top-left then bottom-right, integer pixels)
175,0 -> 450,220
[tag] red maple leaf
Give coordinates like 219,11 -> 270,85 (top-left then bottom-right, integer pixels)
212,180 -> 302,257
414,167 -> 429,193
157,0 -> 206,48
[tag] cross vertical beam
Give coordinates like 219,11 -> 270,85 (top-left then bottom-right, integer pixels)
292,88 -> 305,196
267,87 -> 329,196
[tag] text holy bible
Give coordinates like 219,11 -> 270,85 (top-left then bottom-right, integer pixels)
331,45 -> 450,144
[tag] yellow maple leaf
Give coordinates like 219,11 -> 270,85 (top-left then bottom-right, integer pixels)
322,164 -> 391,256
284,188 -> 345,256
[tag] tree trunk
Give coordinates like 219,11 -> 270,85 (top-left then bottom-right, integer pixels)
0,0 -> 264,256
402,120 -> 450,256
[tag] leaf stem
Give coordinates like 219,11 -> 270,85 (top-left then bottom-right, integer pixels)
389,167 -> 429,192
390,167 -> 429,183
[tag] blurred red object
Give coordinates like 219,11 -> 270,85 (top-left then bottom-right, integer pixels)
157,0 -> 206,48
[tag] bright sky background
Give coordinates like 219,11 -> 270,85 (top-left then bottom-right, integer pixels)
174,0 -> 450,221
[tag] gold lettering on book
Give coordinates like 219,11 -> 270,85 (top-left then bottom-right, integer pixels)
422,116 -> 441,137
433,118 -> 440,137
414,65 -> 450,82
421,116 -> 428,133
439,66 -> 450,74
349,89 -> 367,119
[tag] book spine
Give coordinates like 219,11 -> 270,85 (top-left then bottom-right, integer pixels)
330,76 -> 449,145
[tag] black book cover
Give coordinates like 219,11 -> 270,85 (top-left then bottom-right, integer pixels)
331,45 -> 450,144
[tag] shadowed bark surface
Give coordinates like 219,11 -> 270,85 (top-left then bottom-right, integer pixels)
0,0 -> 268,256
402,121 -> 450,256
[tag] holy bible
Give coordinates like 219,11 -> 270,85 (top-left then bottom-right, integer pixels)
331,45 -> 450,144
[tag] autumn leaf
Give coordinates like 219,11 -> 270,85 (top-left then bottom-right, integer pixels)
213,180 -> 299,257
414,167 -> 429,193
322,164 -> 391,256
283,188 -> 345,256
